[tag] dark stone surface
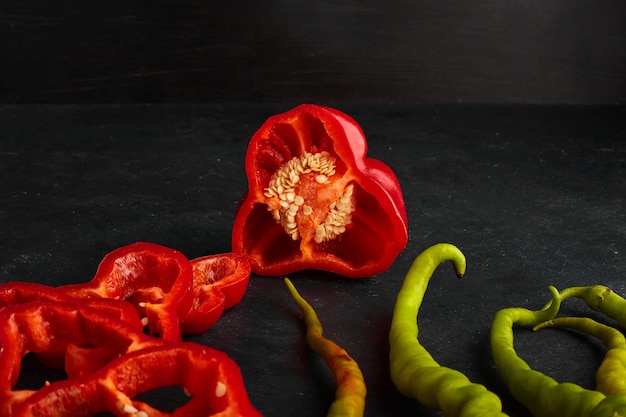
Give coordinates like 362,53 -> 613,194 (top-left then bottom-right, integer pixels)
1,1 -> 625,104
1,103 -> 625,416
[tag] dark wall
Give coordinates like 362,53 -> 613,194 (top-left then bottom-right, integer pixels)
1,0 -> 625,104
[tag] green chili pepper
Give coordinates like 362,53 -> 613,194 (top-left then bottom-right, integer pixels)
389,243 -> 508,417
534,316 -> 626,397
284,278 -> 367,417
491,286 -> 626,417
557,285 -> 626,329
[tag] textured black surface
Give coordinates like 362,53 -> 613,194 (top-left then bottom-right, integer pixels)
1,103 -> 625,416
1,1 -> 625,104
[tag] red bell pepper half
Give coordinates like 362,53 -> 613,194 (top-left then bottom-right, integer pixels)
61,241 -> 194,341
181,252 -> 252,334
232,104 -> 408,278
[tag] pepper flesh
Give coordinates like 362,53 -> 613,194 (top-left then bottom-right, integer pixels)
0,281 -> 143,370
61,241 -> 194,341
284,278 -> 366,417
3,243 -> 252,340
16,344 -> 262,417
0,299 -> 262,417
181,252 -> 251,334
232,104 -> 408,278
389,243 -> 508,417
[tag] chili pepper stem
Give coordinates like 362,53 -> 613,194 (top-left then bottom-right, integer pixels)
284,278 -> 367,417
558,285 -> 626,330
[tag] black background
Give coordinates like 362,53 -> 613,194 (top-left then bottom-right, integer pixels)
1,0 -> 625,104
1,1 -> 625,417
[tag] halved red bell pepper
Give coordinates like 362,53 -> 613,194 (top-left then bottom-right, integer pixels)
181,252 -> 252,334
0,299 -> 262,416
61,241 -> 194,341
232,104 -> 408,278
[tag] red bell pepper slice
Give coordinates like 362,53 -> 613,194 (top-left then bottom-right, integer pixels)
15,343 -> 262,417
181,252 -> 252,334
0,300 -> 262,416
0,281 -> 144,370
0,281 -> 143,330
0,300 -> 153,414
232,104 -> 408,278
0,281 -> 69,307
61,241 -> 194,341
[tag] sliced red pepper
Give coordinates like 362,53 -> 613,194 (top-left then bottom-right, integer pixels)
0,284 -> 144,335
0,282 -> 69,307
0,281 -> 143,370
0,300 -> 154,414
16,343 -> 262,417
0,300 -> 262,416
181,252 -> 252,334
232,104 -> 408,278
61,241 -> 194,341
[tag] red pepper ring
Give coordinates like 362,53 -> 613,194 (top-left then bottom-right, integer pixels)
0,282 -> 144,370
0,300 -> 261,416
0,282 -> 70,307
181,253 -> 252,334
0,300 -> 157,404
232,104 -> 409,278
61,241 -> 194,341
16,343 -> 263,417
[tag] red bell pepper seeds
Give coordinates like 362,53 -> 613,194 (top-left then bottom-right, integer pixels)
232,104 -> 408,278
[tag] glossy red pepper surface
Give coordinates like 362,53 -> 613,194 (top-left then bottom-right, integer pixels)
182,252 -> 252,334
61,241 -> 194,341
0,300 -> 262,416
232,104 -> 408,278
0,281 -> 144,370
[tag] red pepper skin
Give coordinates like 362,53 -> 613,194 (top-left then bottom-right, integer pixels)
61,241 -> 194,341
0,282 -> 143,370
181,252 -> 252,334
0,300 -> 262,416
0,282 -> 69,307
15,343 -> 263,417
0,300 -> 154,414
232,104 -> 408,278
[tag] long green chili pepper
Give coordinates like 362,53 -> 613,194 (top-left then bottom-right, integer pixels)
389,243 -> 509,417
534,316 -> 626,397
557,285 -> 626,329
284,278 -> 367,417
491,286 -> 626,417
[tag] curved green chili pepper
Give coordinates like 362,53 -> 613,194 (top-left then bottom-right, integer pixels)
534,316 -> 626,397
284,278 -> 367,417
557,285 -> 626,329
389,243 -> 509,417
491,287 -> 626,417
